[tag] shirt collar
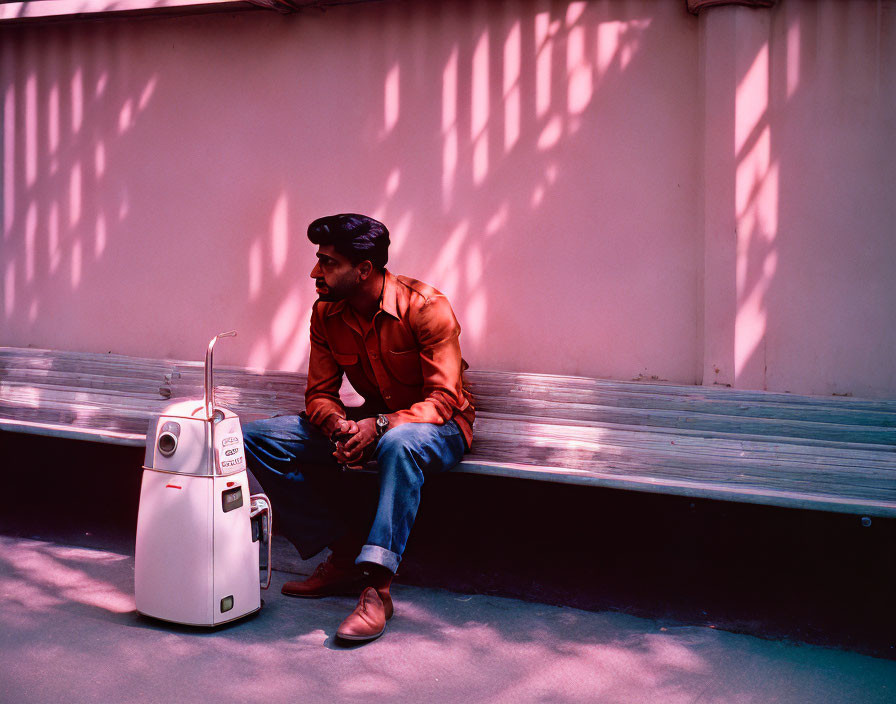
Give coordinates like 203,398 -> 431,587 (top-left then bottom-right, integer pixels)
380,269 -> 400,319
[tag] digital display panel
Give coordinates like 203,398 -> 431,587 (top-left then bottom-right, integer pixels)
222,486 -> 243,513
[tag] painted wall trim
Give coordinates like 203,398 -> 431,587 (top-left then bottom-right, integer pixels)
0,0 -> 384,23
0,0 -> 258,24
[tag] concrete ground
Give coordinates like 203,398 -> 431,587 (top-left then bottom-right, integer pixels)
2,433 -> 895,702
1,533 -> 895,704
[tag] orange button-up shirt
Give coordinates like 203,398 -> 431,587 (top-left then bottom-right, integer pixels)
305,270 -> 474,449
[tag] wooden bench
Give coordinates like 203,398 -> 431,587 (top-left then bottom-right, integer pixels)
2,346 -> 895,517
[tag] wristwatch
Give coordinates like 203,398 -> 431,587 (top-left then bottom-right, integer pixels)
375,414 -> 390,437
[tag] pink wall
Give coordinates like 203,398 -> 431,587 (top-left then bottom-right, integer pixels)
1,0 -> 894,398
700,0 -> 896,398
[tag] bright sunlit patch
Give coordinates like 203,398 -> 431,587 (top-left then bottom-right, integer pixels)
3,82 -> 14,235
95,141 -> 105,178
279,309 -> 311,371
384,63 -> 400,133
69,163 -> 82,226
442,47 -> 458,209
465,289 -> 487,345
48,202 -> 60,273
736,127 -> 772,215
271,193 -> 289,275
442,129 -> 458,210
339,674 -> 401,698
293,629 -> 328,645
138,75 -> 158,112
428,221 -> 467,294
504,20 -> 521,153
118,98 -> 133,134
472,30 -> 490,185
567,26 -> 593,115
485,202 -> 508,236
735,119 -> 778,386
1,540 -> 134,614
620,21 -> 650,70
95,71 -> 108,98
535,13 -> 553,118
385,168 -> 400,197
71,68 -> 83,134
597,22 -> 618,76
271,288 -> 302,352
48,84 -> 60,155
442,47 -> 457,133
25,73 -> 37,186
472,30 -> 490,137
0,575 -> 61,620
95,213 -> 106,257
25,202 -> 36,282
595,19 -> 651,78
537,115 -> 563,151
566,1 -> 587,27
787,19 -> 800,99
736,44 -> 768,156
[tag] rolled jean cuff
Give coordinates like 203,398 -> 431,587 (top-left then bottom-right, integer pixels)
356,544 -> 400,573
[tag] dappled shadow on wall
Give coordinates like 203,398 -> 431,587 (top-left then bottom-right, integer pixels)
337,0 -> 683,379
729,0 -> 895,395
2,1 -> 700,381
1,22 -> 161,350
238,0 -> 668,376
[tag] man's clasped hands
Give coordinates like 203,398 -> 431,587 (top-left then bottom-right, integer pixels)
330,417 -> 380,469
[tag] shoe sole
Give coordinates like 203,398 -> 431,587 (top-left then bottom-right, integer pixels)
336,626 -> 386,642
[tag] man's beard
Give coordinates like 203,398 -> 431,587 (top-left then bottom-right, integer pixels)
316,278 -> 358,302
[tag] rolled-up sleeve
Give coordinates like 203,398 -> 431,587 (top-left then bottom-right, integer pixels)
392,295 -> 469,427
304,303 -> 347,431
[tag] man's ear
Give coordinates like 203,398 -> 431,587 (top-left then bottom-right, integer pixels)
357,260 -> 373,280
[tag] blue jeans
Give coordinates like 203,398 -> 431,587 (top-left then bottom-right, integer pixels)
242,415 -> 466,573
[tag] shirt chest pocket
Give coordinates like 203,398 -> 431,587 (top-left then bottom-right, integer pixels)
385,348 -> 423,386
332,352 -> 360,369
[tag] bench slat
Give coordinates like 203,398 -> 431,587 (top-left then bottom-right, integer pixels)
471,417 -> 896,482
0,348 -> 176,377
468,379 -> 896,427
474,413 -> 896,468
466,370 -> 896,412
469,396 -> 896,445
0,382 -> 169,406
0,369 -> 170,395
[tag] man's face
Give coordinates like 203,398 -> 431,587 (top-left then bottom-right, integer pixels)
310,245 -> 362,302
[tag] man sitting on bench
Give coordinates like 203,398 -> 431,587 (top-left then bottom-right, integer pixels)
243,213 -> 474,642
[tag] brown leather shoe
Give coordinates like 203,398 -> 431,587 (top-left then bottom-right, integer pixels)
281,554 -> 365,598
335,586 -> 394,642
